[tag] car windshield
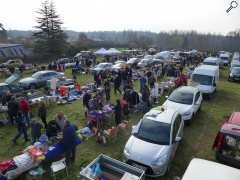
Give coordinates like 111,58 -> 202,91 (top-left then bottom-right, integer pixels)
32,72 -> 43,79
168,90 -> 194,105
96,64 -> 108,68
192,74 -> 213,86
203,62 -> 217,66
134,119 -> 171,145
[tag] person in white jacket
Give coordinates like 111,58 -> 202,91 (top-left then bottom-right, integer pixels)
150,82 -> 159,104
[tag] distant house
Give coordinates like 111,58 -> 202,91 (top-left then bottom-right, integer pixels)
0,44 -> 28,61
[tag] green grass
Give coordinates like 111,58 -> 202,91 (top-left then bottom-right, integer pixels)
0,68 -> 240,180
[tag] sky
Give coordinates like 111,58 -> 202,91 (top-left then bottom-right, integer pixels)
0,0 -> 240,35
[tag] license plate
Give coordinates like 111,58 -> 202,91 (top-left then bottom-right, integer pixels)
132,163 -> 147,171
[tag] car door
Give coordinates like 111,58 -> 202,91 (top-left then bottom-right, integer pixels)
193,91 -> 202,113
170,115 -> 182,160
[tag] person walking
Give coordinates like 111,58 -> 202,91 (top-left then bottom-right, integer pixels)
7,96 -> 19,125
104,80 -> 111,102
142,85 -> 150,113
114,73 -> 121,94
38,102 -> 47,128
114,99 -> 122,126
12,111 -> 29,144
19,97 -> 30,127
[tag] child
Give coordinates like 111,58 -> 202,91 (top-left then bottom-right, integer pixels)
31,119 -> 43,144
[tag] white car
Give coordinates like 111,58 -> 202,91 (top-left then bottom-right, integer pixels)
163,86 -> 202,125
112,60 -> 127,71
124,107 -> 184,177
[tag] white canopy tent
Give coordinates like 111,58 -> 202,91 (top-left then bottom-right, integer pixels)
106,48 -> 121,55
94,48 -> 108,56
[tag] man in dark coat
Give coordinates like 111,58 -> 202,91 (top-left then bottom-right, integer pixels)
7,97 -> 19,125
61,121 -> 78,165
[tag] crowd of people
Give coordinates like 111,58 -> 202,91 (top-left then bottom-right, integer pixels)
0,51 -> 204,168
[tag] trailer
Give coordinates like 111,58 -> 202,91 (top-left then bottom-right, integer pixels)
79,154 -> 145,180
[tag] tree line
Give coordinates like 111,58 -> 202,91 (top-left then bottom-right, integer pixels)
1,0 -> 240,63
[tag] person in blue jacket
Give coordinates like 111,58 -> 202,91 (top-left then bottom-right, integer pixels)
61,121 -> 78,165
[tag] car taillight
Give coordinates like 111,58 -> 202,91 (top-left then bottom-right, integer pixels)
212,132 -> 225,150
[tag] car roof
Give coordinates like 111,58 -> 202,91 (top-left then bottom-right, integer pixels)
203,57 -> 220,62
143,106 -> 177,124
175,86 -> 198,94
98,62 -> 112,65
182,158 -> 240,180
193,65 -> 218,76
35,70 -> 57,74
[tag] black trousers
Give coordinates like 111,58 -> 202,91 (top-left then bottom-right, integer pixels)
13,123 -> 28,142
65,146 -> 76,165
40,116 -> 47,128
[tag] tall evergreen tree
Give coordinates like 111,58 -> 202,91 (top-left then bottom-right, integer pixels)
33,0 -> 67,62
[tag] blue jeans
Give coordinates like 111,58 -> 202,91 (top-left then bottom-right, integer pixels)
23,112 -> 30,126
142,101 -> 148,113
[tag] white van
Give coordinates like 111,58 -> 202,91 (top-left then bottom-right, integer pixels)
191,65 -> 219,96
203,57 -> 222,67
219,53 -> 230,66
179,158 -> 240,180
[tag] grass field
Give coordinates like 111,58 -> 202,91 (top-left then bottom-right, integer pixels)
0,68 -> 239,180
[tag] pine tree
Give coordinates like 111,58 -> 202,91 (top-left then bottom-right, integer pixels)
33,0 -> 67,62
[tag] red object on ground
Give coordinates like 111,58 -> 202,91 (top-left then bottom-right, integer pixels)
0,160 -> 14,173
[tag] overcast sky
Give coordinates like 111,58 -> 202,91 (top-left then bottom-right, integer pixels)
1,0 -> 240,34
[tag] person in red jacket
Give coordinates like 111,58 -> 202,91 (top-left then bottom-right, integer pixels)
19,97 -> 30,127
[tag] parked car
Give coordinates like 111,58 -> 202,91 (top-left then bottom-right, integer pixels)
178,158 -> 240,180
124,106 -> 184,177
112,61 -> 127,71
213,112 -> 240,168
0,83 -> 23,100
137,59 -> 154,68
163,86 -> 202,125
19,70 -> 64,89
127,58 -> 141,68
228,67 -> 240,82
90,63 -> 113,74
203,57 -> 222,67
0,59 -> 23,68
191,65 -> 219,97
231,60 -> 240,70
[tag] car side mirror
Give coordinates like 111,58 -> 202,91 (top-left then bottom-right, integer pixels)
131,125 -> 137,134
195,101 -> 200,105
213,82 -> 216,87
175,136 -> 182,143
165,96 -> 169,99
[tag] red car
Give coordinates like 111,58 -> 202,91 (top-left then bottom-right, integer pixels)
213,112 -> 240,168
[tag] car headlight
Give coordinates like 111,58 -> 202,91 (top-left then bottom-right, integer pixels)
230,73 -> 233,77
183,111 -> 192,116
124,148 -> 131,157
151,153 -> 168,166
